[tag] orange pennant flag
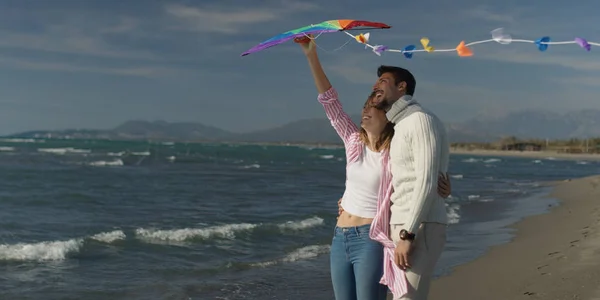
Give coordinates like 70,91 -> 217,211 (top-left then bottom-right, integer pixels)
456,41 -> 473,57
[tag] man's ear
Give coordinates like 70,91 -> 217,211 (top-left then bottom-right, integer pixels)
397,81 -> 406,91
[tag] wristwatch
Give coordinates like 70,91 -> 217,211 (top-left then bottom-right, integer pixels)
399,229 -> 415,242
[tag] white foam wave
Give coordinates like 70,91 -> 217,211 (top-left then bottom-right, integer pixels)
132,151 -> 150,156
251,244 -> 331,267
0,138 -> 40,143
282,244 -> 331,262
483,158 -> 501,163
461,158 -> 480,163
450,174 -> 463,179
88,159 -> 124,167
277,217 -> 324,230
468,195 -> 480,200
240,164 -> 260,169
0,239 -> 83,261
446,203 -> 461,224
0,146 -> 15,151
478,198 -> 494,203
90,230 -> 126,243
37,147 -> 91,155
576,161 -> 589,165
135,223 -> 258,243
319,155 -> 334,159
532,159 -> 542,164
135,217 -> 323,244
0,230 -> 128,262
107,151 -> 125,156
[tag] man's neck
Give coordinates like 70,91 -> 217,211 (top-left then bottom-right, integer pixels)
383,94 -> 409,112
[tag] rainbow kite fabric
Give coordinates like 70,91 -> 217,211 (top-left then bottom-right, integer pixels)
340,28 -> 600,58
240,19 -> 391,56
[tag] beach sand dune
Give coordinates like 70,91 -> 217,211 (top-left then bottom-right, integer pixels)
418,175 -> 600,300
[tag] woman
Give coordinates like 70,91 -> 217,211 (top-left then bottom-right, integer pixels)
296,36 -> 451,300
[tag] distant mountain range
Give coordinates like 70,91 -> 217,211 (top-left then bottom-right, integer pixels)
7,109 -> 600,144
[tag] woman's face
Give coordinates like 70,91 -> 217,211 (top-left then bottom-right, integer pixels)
360,97 -> 388,134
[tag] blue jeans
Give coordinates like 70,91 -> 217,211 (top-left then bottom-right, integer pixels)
330,224 -> 388,300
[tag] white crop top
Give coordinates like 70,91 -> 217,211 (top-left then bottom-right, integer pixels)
340,146 -> 382,219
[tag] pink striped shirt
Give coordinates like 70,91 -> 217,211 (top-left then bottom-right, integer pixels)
318,87 -> 408,299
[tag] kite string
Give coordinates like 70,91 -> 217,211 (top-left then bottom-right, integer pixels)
301,32 -> 354,53
356,34 -> 599,53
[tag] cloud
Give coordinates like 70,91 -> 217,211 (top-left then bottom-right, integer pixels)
461,5 -> 520,24
0,56 -> 173,77
469,46 -> 600,72
552,75 -> 600,87
0,16 -> 156,60
164,1 -> 319,34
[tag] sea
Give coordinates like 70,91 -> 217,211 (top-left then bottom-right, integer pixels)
0,138 -> 598,300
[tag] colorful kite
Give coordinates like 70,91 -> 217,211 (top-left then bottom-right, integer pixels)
240,19 -> 391,56
340,27 -> 600,58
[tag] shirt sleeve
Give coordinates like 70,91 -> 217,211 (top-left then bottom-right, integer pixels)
317,87 -> 360,147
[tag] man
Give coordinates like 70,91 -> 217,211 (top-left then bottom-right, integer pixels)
372,65 -> 450,300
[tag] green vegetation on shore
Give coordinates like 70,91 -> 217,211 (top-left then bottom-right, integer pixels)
452,136 -> 600,154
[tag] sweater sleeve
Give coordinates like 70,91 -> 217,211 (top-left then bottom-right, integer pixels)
402,113 -> 442,234
317,87 -> 360,146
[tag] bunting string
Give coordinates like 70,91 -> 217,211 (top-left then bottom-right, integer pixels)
340,28 -> 599,57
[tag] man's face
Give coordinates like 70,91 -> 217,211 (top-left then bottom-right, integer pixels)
372,72 -> 405,110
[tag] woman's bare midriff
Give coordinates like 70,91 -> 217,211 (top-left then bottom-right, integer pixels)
336,210 -> 373,227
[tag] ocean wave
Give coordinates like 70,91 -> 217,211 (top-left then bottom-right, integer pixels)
0,230 -> 125,262
277,217 -> 324,231
87,159 -> 124,167
483,158 -> 501,163
135,223 -> 258,243
37,147 -> 91,155
461,158 -> 480,163
446,203 -> 461,224
0,146 -> 15,151
132,151 -> 150,156
239,164 -> 260,169
250,244 -> 331,268
0,138 -> 41,143
89,230 -> 127,243
461,158 -> 501,164
135,217 -> 325,244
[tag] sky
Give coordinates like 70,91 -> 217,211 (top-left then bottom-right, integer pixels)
0,0 -> 599,135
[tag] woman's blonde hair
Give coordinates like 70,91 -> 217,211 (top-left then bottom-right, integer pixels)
358,91 -> 395,152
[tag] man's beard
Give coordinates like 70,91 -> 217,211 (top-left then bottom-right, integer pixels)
375,97 -> 393,112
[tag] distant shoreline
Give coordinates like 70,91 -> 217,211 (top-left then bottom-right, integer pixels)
450,148 -> 600,161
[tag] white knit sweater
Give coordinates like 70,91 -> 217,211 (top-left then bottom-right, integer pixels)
386,96 -> 450,234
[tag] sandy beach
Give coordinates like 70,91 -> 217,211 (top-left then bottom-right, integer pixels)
451,148 -> 600,161
410,175 -> 600,300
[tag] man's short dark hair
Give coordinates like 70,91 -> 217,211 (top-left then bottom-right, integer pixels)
377,65 -> 416,96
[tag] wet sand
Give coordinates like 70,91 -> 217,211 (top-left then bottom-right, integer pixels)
423,175 -> 600,300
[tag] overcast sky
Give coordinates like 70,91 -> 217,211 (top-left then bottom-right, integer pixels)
0,0 -> 598,135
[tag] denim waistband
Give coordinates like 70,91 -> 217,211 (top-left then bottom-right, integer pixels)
333,224 -> 371,236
